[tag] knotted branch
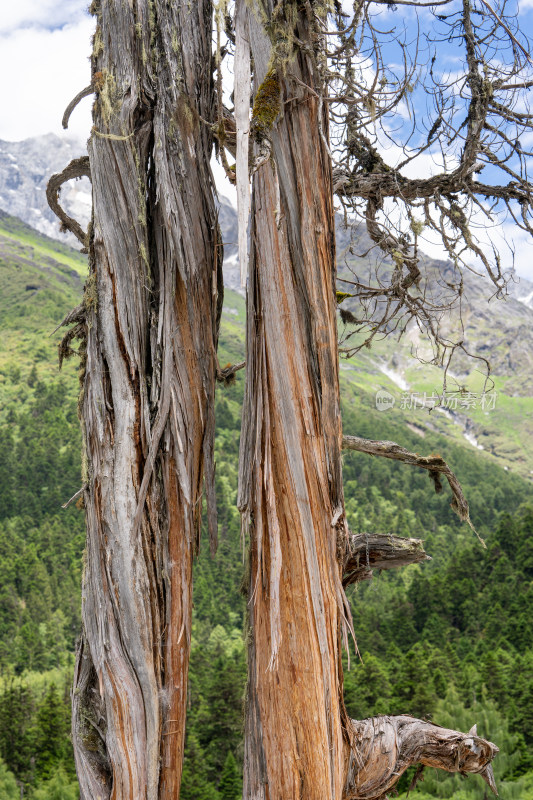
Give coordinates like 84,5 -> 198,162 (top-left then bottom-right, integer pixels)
46,156 -> 91,248
345,716 -> 498,800
342,533 -> 430,586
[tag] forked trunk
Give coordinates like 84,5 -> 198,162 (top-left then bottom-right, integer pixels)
238,4 -> 350,798
71,2 -> 219,798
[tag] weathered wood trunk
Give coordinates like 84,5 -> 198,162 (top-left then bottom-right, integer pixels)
238,4 -> 350,797
71,2 -> 219,798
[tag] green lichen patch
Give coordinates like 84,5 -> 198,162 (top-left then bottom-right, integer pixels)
92,25 -> 103,58
251,69 -> 281,142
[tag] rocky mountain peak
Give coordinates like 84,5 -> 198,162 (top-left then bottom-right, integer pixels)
0,133 -> 90,246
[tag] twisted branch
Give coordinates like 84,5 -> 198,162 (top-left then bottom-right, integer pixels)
345,716 -> 498,800
46,157 -> 91,247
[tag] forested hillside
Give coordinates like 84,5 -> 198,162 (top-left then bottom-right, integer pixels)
0,213 -> 532,798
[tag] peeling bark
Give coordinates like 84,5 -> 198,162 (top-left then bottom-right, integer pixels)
57,1 -> 219,798
235,5 -> 498,800
238,4 -> 350,798
234,0 -> 251,287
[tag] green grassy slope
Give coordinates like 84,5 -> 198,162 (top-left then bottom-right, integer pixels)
0,211 -> 86,419
335,231 -> 533,478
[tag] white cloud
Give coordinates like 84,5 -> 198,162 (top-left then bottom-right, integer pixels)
0,18 -> 95,143
0,0 -> 89,35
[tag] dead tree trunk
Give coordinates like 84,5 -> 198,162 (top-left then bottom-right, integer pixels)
238,4 -> 350,798
59,2 -> 219,798
237,3 -> 500,800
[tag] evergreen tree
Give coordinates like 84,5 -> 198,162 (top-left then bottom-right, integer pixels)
219,751 -> 241,800
32,767 -> 79,800
0,681 -> 36,785
0,758 -> 19,800
180,732 -> 219,800
35,684 -> 70,780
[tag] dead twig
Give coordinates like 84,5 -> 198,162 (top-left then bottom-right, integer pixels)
50,303 -> 86,336
62,485 -> 87,509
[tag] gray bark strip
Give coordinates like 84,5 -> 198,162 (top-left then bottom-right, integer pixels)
57,1 -> 219,798
234,0 -> 251,287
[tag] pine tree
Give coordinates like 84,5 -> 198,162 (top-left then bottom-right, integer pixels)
218,751 -> 241,800
0,681 -> 36,785
35,684 -> 70,780
32,767 -> 79,800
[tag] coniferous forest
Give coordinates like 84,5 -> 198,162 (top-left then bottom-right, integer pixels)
0,216 -> 532,798
0,351 -> 533,798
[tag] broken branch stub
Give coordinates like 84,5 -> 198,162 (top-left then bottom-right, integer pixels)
216,359 -> 246,385
345,716 -> 499,800
343,533 -> 430,586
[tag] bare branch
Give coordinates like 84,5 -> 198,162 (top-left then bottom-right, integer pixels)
341,434 -> 482,543
322,0 -> 533,376
62,84 -> 94,130
62,485 -> 87,509
477,0 -> 533,65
